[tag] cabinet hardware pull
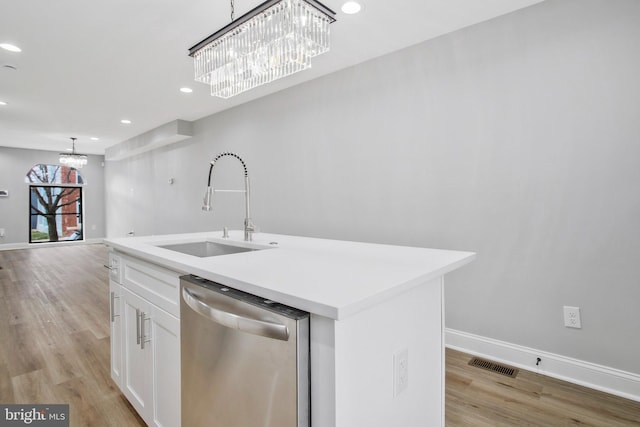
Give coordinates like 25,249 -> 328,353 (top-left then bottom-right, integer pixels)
103,264 -> 113,270
136,308 -> 142,345
110,292 -> 120,322
140,312 -> 151,350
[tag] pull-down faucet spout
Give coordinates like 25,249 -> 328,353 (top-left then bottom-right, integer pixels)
202,152 -> 255,241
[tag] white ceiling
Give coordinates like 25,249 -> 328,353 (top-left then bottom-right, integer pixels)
0,0 -> 544,155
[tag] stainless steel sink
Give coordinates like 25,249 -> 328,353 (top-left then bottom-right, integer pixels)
159,241 -> 257,257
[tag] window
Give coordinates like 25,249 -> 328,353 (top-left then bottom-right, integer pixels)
25,164 -> 85,243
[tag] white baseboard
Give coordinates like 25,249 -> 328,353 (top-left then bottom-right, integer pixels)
445,328 -> 640,403
0,242 -> 27,251
0,238 -> 104,251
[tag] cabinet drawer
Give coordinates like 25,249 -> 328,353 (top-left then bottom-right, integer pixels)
121,255 -> 181,318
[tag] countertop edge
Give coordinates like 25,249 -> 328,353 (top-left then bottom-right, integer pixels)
105,233 -> 476,321
335,252 -> 476,320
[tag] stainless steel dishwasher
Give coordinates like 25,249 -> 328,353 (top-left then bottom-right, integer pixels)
180,275 -> 310,427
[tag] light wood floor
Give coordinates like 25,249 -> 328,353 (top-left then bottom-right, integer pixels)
446,349 -> 640,426
1,244 -> 639,427
0,244 -> 144,426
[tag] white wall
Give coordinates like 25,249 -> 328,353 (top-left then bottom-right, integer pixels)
0,147 -> 106,246
105,0 -> 640,376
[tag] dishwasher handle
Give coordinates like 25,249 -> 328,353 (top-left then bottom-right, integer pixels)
182,287 -> 290,341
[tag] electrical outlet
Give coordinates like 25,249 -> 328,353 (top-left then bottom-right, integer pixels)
563,306 -> 581,329
393,348 -> 408,397
0,228 -> 5,237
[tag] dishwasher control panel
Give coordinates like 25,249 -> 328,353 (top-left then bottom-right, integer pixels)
183,275 -> 309,320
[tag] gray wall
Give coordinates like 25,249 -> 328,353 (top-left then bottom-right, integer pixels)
105,0 -> 640,374
0,147 -> 106,245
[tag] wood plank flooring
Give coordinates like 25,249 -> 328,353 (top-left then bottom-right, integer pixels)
0,244 -> 144,426
446,349 -> 640,426
1,244 -> 639,426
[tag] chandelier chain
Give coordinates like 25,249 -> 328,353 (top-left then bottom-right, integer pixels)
230,0 -> 235,21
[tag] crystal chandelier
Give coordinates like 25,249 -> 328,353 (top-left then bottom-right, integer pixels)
59,137 -> 88,169
189,0 -> 336,99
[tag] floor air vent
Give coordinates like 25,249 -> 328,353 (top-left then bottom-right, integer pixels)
468,357 -> 519,378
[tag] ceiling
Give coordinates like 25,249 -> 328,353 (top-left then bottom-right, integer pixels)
0,0 -> 544,155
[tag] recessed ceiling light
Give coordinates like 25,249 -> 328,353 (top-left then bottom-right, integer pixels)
341,1 -> 361,14
121,119 -> 132,124
90,137 -> 100,141
180,87 -> 193,93
0,101 -> 6,106
0,43 -> 21,53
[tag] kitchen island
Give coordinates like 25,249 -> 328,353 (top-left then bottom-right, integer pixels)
105,230 -> 475,427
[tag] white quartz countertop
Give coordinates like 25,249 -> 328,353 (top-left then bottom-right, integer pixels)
104,231 -> 475,320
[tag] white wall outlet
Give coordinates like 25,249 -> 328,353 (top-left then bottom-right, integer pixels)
393,348 -> 409,397
563,306 -> 582,329
0,228 -> 5,237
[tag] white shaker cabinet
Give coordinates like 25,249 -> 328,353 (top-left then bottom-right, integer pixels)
110,252 -> 181,427
109,280 -> 123,388
121,287 -> 152,421
108,252 -> 123,388
147,300 -> 180,426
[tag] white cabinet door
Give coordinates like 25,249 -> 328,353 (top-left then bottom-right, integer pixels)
121,286 -> 181,427
149,304 -> 180,427
122,287 -> 153,422
112,252 -> 181,427
109,280 -> 123,388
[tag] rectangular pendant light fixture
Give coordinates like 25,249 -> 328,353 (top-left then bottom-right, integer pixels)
59,138 -> 88,169
189,0 -> 336,99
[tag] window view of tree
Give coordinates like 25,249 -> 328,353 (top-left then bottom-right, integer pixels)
26,164 -> 84,243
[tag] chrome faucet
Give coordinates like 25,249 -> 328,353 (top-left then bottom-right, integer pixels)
202,152 -> 256,241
